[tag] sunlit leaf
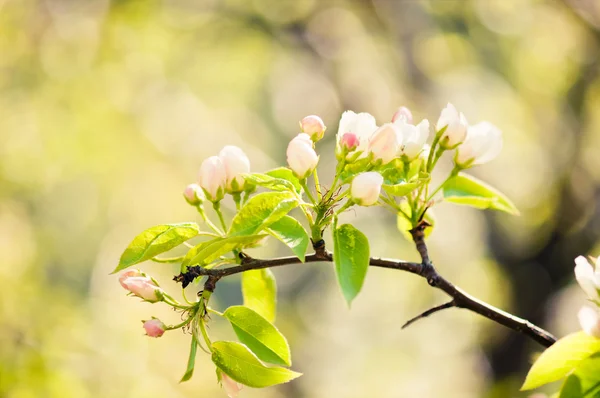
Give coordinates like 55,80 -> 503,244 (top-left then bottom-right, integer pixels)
333,224 -> 370,306
229,192 -> 298,237
560,353 -> 600,397
522,332 -> 600,390
182,235 -> 267,269
443,173 -> 519,215
113,223 -> 199,273
242,269 -> 277,323
224,305 -> 291,366
211,341 -> 301,388
265,167 -> 302,193
382,181 -> 420,197
267,215 -> 309,261
243,173 -> 296,192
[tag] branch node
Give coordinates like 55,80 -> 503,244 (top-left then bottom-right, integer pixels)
402,300 -> 456,329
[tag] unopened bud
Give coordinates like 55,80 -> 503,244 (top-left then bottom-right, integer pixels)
351,172 -> 384,206
300,115 -> 326,142
368,123 -> 401,165
219,146 -> 250,193
219,371 -> 244,398
436,103 -> 468,149
183,183 -> 205,206
198,156 -> 227,202
391,106 -> 413,124
455,122 -> 502,168
120,272 -> 163,303
143,318 -> 166,337
286,133 -> 319,179
340,132 -> 359,151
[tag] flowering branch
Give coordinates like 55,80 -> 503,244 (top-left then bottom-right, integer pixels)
176,229 -> 557,348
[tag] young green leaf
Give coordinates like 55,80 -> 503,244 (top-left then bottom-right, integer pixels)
333,224 -> 370,306
229,191 -> 299,236
113,223 -> 200,273
180,335 -> 198,382
443,173 -> 519,215
265,167 -> 302,193
211,341 -> 301,388
243,173 -> 296,192
560,353 -> 600,397
267,215 -> 309,261
382,182 -> 420,197
224,305 -> 291,366
242,269 -> 277,323
182,235 -> 267,269
522,332 -> 600,390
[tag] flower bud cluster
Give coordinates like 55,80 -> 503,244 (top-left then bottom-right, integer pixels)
193,145 -> 251,202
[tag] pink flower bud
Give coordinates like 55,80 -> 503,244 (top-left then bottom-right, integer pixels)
300,115 -> 326,141
436,103 -> 468,148
183,183 -> 205,206
198,156 -> 227,202
368,123 -> 401,164
578,306 -> 600,338
220,372 -> 243,398
286,133 -> 319,179
351,172 -> 384,206
143,318 -> 166,337
337,110 -> 378,154
119,269 -> 143,288
340,132 -> 359,151
120,273 -> 163,302
218,146 -> 250,193
391,106 -> 413,124
455,122 -> 502,168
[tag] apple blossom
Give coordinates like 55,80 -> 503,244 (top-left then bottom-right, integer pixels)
436,103 -> 468,148
391,106 -> 413,124
286,133 -> 319,179
368,123 -> 401,164
574,255 -> 600,302
119,269 -> 143,288
219,146 -> 250,192
395,118 -> 430,160
351,172 -> 384,206
198,156 -> 227,202
300,115 -> 326,141
336,110 -> 378,154
578,306 -> 600,338
120,274 -> 163,302
183,183 -> 205,206
143,318 -> 166,337
455,122 -> 503,168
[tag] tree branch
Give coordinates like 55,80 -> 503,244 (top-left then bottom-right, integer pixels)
175,241 -> 557,348
402,301 -> 456,329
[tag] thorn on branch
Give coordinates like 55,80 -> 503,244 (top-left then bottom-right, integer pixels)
239,251 -> 253,265
401,300 -> 456,329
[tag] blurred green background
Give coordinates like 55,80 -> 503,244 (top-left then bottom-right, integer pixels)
2,0 -> 600,397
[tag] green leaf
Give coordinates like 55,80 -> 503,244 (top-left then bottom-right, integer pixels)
522,332 -> 600,390
224,305 -> 291,366
211,341 -> 301,388
396,202 -> 436,241
114,223 -> 200,273
443,173 -> 519,215
560,353 -> 600,397
242,269 -> 277,323
382,182 -> 420,197
182,235 -> 267,269
267,216 -> 309,261
180,335 -> 198,382
265,167 -> 302,193
229,192 -> 299,237
243,173 -> 296,192
333,224 -> 370,306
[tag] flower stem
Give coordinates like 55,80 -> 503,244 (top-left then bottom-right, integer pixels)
300,179 -> 317,204
212,201 -> 228,232
197,206 -> 223,236
313,169 -> 323,201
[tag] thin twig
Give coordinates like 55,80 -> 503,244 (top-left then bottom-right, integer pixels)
402,301 -> 456,329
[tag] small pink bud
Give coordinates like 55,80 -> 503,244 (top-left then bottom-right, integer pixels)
368,123 -> 401,164
119,269 -> 143,289
183,183 -> 205,206
220,372 -> 243,398
340,132 -> 359,151
143,318 -> 166,337
198,156 -> 227,202
300,115 -> 326,141
286,133 -> 319,179
391,106 -> 413,124
120,273 -> 163,302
